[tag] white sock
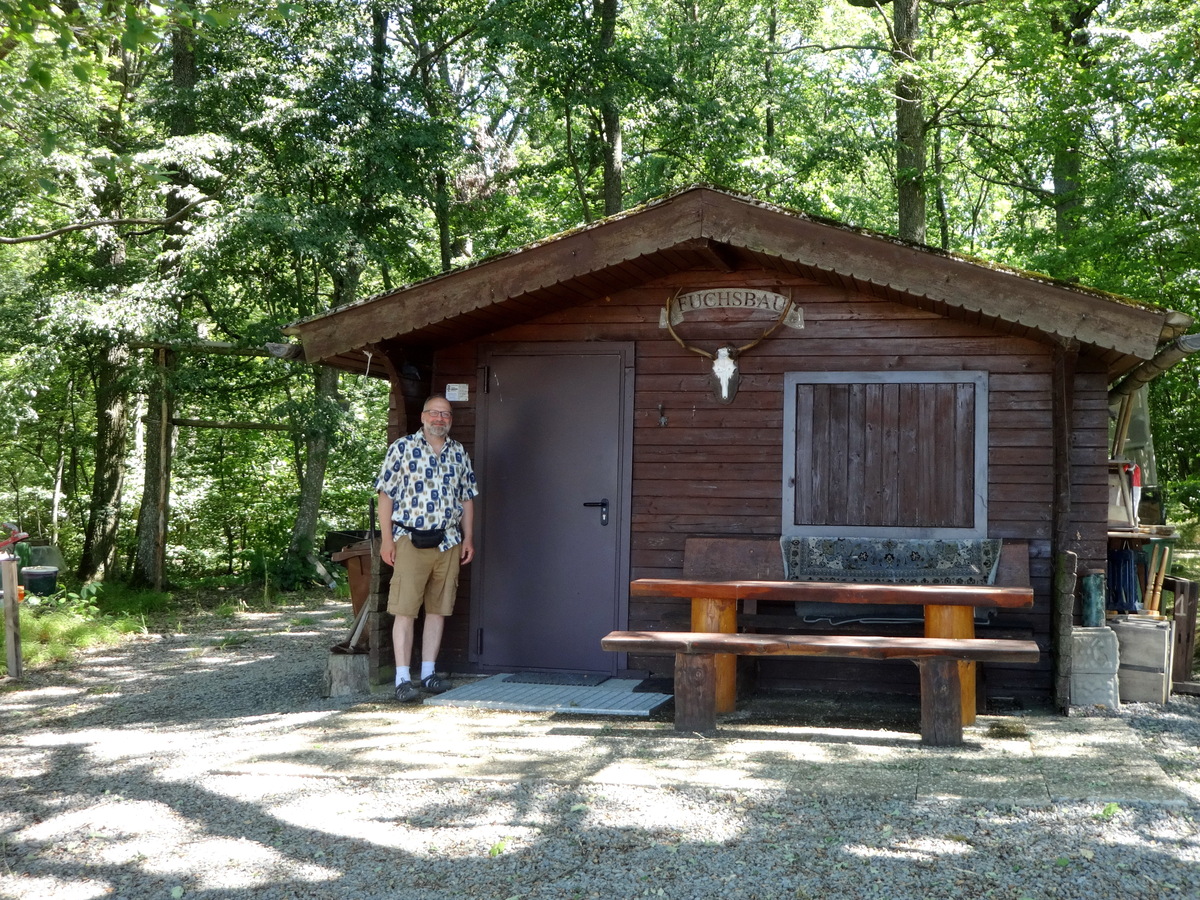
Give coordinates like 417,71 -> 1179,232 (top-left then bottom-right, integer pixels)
396,666 -> 411,686
420,661 -> 436,681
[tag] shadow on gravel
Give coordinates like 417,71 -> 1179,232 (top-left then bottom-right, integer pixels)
2,602 -> 1199,899
2,733 -> 1198,900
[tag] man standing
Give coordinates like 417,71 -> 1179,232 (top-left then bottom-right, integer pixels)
376,394 -> 478,702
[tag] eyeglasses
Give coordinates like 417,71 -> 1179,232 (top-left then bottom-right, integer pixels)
424,409 -> 453,419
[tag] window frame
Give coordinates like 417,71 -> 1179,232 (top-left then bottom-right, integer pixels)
781,370 -> 989,539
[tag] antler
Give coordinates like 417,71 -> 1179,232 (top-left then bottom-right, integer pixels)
664,291 -> 713,359
735,295 -> 794,355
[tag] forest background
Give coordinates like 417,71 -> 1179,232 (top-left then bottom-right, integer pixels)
2,0 -> 1199,600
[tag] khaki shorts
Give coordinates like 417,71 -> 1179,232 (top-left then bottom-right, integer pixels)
387,537 -> 462,618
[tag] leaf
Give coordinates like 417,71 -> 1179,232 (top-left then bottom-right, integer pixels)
28,63 -> 52,90
489,837 -> 509,857
1055,857 -> 1071,867
171,888 -> 184,899
569,803 -> 588,813
1080,848 -> 1095,861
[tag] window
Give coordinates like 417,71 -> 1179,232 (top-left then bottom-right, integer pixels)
782,371 -> 988,538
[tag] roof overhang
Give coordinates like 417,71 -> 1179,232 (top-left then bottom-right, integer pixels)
284,187 -> 1193,382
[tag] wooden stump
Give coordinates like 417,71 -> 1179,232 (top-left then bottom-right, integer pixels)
322,652 -> 369,697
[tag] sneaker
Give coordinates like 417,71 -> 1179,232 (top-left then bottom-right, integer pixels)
420,673 -> 449,695
394,681 -> 421,703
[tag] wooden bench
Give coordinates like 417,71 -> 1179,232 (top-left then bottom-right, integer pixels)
631,575 -> 1034,722
602,630 -> 1040,746
641,537 -> 1032,722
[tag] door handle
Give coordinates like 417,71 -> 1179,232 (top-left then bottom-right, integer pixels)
583,499 -> 609,526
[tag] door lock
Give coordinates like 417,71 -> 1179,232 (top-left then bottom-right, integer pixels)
583,499 -> 610,526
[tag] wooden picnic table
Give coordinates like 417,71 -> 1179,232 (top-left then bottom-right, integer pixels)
628,578 -> 1035,723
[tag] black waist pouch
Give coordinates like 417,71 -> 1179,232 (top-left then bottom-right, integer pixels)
407,527 -> 445,549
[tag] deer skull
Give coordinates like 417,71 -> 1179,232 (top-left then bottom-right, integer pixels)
664,293 -> 793,404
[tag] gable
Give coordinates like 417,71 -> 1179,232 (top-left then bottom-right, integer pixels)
284,187 -> 1191,382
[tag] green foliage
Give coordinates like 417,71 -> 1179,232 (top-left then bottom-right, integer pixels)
1,581 -> 146,674
2,0 -> 1199,597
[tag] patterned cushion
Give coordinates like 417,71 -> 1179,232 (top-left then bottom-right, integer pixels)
781,537 -> 1002,585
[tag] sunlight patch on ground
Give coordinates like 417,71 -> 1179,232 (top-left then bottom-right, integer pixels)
0,876 -> 109,900
16,797 -> 340,891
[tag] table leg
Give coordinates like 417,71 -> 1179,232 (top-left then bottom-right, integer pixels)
692,596 -> 737,713
925,604 -> 975,725
916,658 -> 965,747
674,652 -> 717,734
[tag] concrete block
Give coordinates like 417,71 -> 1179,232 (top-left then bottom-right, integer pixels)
1072,626 -> 1120,673
1110,615 -> 1174,704
1070,626 -> 1120,708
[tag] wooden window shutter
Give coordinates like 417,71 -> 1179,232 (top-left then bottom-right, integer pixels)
783,372 -> 988,538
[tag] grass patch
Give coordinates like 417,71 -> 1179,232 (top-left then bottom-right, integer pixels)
986,720 -> 1031,740
1,581 -> 151,676
2,608 -> 144,674
213,632 -> 251,650
2,582 -> 339,676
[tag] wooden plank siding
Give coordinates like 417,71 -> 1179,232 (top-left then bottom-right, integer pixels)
788,379 -> 978,530
422,268 -> 1096,700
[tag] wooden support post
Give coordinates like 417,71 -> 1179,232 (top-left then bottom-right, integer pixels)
917,658 -> 964,747
924,605 -> 975,724
691,597 -> 737,713
673,652 -> 717,734
1053,551 -> 1078,713
2,556 -> 22,680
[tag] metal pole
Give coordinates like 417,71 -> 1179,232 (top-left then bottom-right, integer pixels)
2,554 -> 22,680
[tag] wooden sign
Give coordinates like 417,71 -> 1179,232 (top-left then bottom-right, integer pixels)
660,289 -> 804,330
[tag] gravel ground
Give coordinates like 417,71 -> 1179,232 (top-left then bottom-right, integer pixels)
1,596 -> 1198,900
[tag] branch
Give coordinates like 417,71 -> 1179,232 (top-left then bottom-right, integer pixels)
130,340 -> 303,359
0,196 -> 215,245
777,42 -> 888,56
169,418 -> 291,432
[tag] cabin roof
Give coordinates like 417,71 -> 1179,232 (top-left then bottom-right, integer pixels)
283,186 -> 1193,382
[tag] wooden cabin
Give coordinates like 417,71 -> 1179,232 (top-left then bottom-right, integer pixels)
285,186 -> 1195,703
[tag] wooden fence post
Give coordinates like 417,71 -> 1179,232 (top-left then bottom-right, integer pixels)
2,555 -> 22,680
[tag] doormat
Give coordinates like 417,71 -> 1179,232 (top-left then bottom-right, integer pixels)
504,672 -> 610,687
425,674 -> 672,716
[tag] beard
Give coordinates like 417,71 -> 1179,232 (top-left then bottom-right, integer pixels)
425,421 -> 450,439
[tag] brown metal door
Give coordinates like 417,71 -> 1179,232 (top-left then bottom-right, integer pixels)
473,343 -> 632,673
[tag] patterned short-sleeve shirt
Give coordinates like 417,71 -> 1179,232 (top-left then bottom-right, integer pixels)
374,431 -> 479,551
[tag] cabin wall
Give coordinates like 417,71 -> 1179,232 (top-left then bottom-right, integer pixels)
1069,362 -> 1112,573
427,268 -> 1108,700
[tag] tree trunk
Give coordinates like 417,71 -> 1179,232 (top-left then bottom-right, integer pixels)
280,251 -> 359,588
131,18 -> 195,589
281,364 -> 341,589
77,341 -> 130,581
1050,4 -> 1094,244
764,3 -> 777,158
892,0 -> 926,244
596,0 -> 623,216
131,347 -> 175,590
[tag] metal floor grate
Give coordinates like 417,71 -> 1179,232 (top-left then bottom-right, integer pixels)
425,674 -> 672,716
